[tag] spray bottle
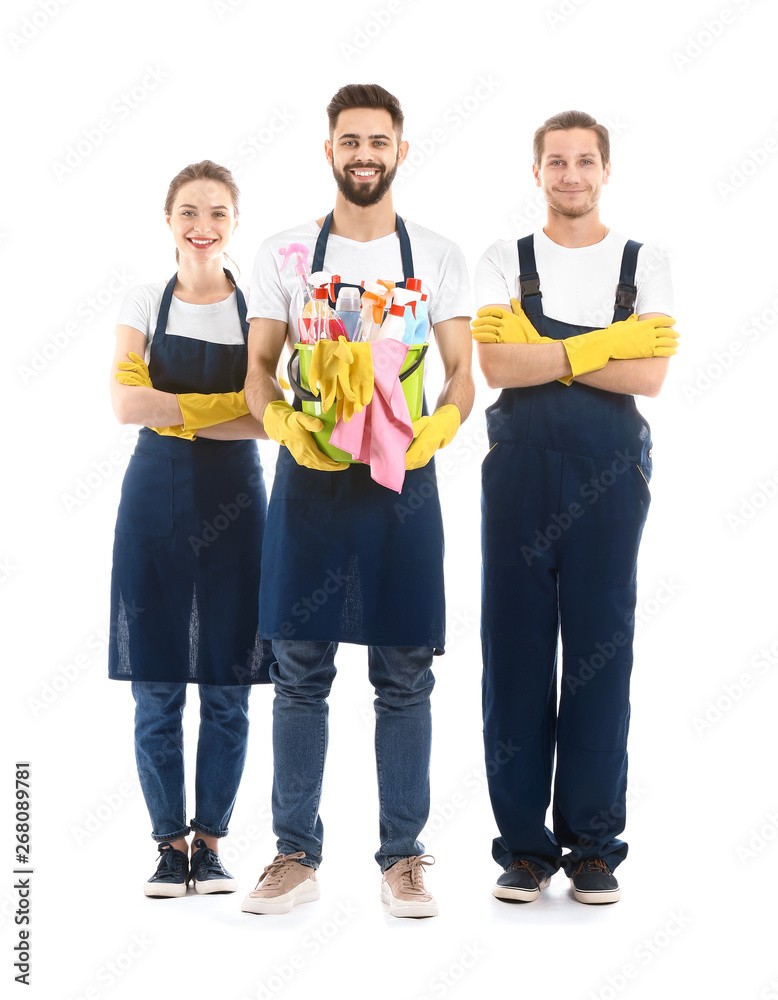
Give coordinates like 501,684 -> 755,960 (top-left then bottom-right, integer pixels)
278,243 -> 314,343
354,281 -> 391,342
307,272 -> 348,342
400,278 -> 429,344
372,302 -> 408,342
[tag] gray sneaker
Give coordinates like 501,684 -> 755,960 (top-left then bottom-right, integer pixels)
241,852 -> 320,914
493,859 -> 551,902
381,855 -> 438,918
569,858 -> 620,904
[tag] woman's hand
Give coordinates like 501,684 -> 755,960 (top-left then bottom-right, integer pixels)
114,351 -> 152,388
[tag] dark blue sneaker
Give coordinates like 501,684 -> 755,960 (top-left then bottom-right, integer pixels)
492,859 -> 551,902
569,858 -> 620,904
189,838 -> 237,894
144,842 -> 188,897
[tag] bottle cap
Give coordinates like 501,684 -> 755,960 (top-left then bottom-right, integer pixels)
336,287 -> 361,310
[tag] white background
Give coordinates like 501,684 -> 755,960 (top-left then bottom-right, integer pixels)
3,0 -> 778,997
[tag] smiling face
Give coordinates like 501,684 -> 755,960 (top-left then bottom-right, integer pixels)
533,128 -> 611,219
325,107 -> 408,208
166,179 -> 237,262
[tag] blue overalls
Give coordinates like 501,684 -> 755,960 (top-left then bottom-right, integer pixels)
481,235 -> 652,877
109,271 -> 272,685
259,212 -> 446,651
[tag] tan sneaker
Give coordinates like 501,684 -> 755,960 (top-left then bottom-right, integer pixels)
241,852 -> 320,914
380,855 -> 438,918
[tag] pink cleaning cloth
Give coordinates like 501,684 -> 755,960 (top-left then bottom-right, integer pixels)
330,339 -> 413,493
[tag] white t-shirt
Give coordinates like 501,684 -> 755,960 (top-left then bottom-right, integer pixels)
116,282 -> 248,362
248,218 -> 471,329
475,228 -> 673,329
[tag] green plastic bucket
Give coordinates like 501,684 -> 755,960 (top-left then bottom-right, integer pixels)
288,342 -> 428,463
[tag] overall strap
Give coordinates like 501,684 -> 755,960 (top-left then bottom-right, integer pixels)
312,212 -> 414,280
612,240 -> 643,322
517,235 -> 544,321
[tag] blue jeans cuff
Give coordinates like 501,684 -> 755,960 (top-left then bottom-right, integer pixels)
152,825 -> 190,842
190,819 -> 228,838
276,846 -> 319,870
562,853 -> 626,876
381,855 -> 419,873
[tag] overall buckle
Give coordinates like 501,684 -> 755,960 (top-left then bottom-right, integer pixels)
615,282 -> 637,313
520,272 -> 542,301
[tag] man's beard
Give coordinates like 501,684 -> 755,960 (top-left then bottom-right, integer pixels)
332,158 -> 399,207
547,186 -> 601,219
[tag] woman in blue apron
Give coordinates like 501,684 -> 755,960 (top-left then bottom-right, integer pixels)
480,236 -> 652,891
109,161 -> 272,897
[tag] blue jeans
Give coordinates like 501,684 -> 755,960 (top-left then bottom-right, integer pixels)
132,681 -> 251,841
270,641 -> 435,871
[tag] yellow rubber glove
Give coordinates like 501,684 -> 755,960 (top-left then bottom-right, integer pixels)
307,337 -> 375,422
308,337 -> 355,411
562,314 -> 679,381
177,390 -> 249,431
337,342 -> 374,423
263,400 -> 349,472
152,424 -> 197,440
114,352 -> 196,440
115,351 -> 151,385
471,300 -> 555,344
405,404 -> 461,471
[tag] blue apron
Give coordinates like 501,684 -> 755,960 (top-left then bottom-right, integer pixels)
109,271 -> 273,685
258,213 -> 446,652
481,235 -> 651,875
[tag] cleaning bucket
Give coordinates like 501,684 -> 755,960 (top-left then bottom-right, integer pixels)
288,342 -> 428,463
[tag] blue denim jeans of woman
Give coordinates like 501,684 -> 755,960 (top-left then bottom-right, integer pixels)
270,641 -> 435,871
131,681 -> 251,841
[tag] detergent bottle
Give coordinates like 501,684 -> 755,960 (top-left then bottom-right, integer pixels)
335,287 -> 362,341
279,243 -> 314,344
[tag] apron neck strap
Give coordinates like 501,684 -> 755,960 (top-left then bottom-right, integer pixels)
154,269 -> 248,341
154,274 -> 178,340
312,211 -> 414,281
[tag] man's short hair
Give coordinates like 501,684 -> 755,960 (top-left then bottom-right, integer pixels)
326,84 -> 404,139
533,111 -> 610,166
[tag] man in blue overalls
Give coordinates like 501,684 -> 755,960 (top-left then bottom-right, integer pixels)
472,111 -> 678,904
242,84 -> 473,917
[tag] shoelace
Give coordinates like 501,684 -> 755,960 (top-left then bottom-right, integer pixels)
256,851 -> 307,890
191,845 -> 229,879
153,844 -> 187,882
580,858 -> 612,876
394,855 -> 435,895
507,859 -> 544,886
